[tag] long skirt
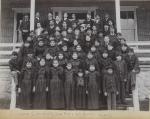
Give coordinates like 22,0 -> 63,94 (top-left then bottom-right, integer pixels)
33,79 -> 47,109
87,80 -> 99,109
64,80 -> 75,110
19,80 -> 32,109
50,79 -> 65,109
75,85 -> 86,109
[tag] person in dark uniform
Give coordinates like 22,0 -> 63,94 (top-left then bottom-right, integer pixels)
75,69 -> 86,109
114,52 -> 127,104
93,14 -> 103,33
125,48 -> 140,96
84,12 -> 94,30
20,14 -> 30,42
103,66 -> 119,110
35,12 -> 42,29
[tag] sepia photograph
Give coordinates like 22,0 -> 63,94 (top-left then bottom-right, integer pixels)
0,0 -> 150,115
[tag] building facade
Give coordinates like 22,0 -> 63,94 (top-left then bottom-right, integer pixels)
1,0 -> 150,43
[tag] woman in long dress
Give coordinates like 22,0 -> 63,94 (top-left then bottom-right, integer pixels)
49,60 -> 65,109
33,59 -> 49,109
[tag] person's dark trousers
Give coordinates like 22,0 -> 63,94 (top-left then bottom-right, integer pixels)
107,92 -> 116,110
22,32 -> 29,42
120,81 -> 126,104
126,72 -> 132,96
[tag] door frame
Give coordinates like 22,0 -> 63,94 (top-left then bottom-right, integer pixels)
120,6 -> 138,41
12,8 -> 30,43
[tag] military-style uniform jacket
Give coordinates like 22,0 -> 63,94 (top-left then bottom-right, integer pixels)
114,60 -> 128,81
103,72 -> 119,93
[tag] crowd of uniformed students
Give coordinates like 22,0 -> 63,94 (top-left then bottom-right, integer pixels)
9,12 -> 140,110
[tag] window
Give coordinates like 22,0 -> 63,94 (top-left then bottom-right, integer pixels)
121,11 -> 134,19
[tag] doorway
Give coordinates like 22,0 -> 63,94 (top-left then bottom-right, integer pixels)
12,8 -> 30,43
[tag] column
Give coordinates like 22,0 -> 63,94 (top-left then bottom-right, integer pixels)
115,0 -> 121,33
0,0 -> 1,41
30,0 -> 35,31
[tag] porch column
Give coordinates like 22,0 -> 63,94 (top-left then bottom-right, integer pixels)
30,0 -> 35,31
0,0 -> 1,41
115,0 -> 121,33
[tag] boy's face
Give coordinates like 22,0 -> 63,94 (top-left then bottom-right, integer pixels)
47,13 -> 53,19
76,45 -> 82,51
72,23 -> 77,28
55,27 -> 61,31
55,16 -> 60,21
49,36 -> 54,41
95,15 -> 100,20
50,21 -> 54,27
87,14 -> 91,20
24,42 -> 30,47
39,41 -> 44,46
58,53 -> 64,59
72,14 -> 76,19
62,46 -> 67,51
107,45 -> 113,50
104,37 -> 110,43
26,62 -> 32,69
80,27 -> 85,32
104,25 -> 109,31
89,65 -> 95,72
12,55 -> 17,59
109,20 -> 113,26
87,30 -> 92,35
107,68 -> 113,74
122,46 -> 127,51
46,53 -> 51,60
78,72 -> 83,77
95,41 -> 100,46
40,59 -> 46,66
66,63 -> 72,70
105,14 -> 109,19
75,29 -> 80,35
68,28 -> 73,33
30,32 -> 34,36
92,26 -> 97,31
98,33 -> 103,37
50,41 -> 55,46
72,53 -> 78,59
53,60 -> 59,67
128,52 -> 134,56
102,53 -> 108,58
116,56 -> 122,61
37,23 -> 41,28
91,46 -> 96,52
62,31 -> 67,37
86,36 -> 91,41
62,22 -> 67,27
121,40 -> 126,45
27,37 -> 32,42
87,53 -> 93,59
64,13 -> 68,18
27,53 -> 33,58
